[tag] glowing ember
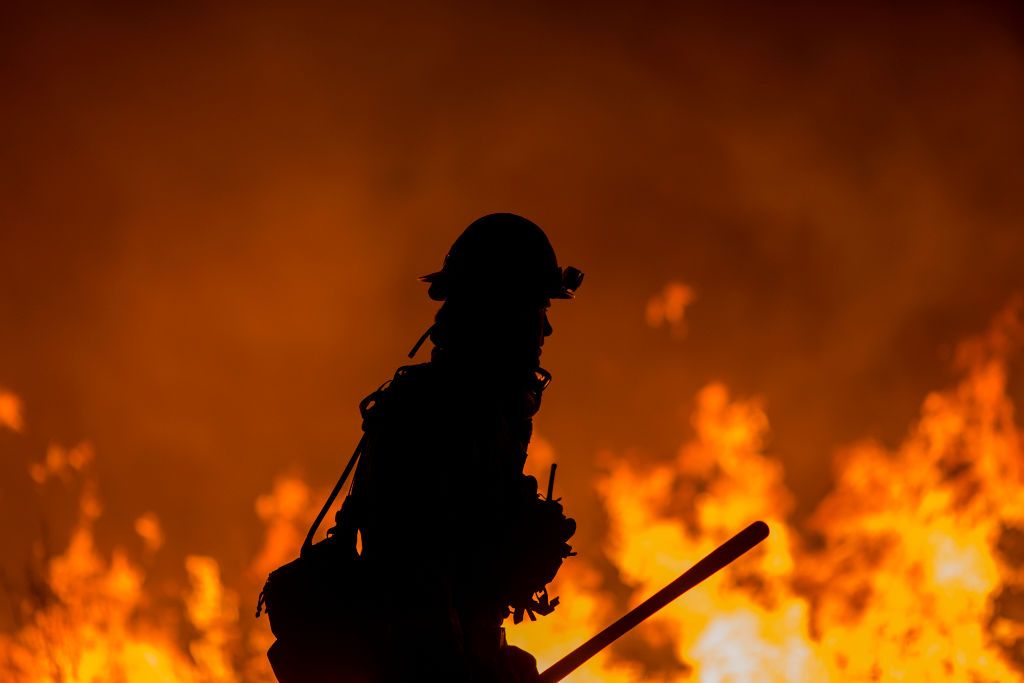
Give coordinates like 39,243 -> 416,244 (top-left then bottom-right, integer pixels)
646,283 -> 697,339
134,513 -> 165,553
28,443 -> 94,485
0,389 -> 23,433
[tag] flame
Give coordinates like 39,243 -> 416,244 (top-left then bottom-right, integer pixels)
184,556 -> 239,683
3,303 -> 1024,681
509,382 -> 827,681
0,389 -> 24,433
0,437 -> 281,683
1,455 -> 201,681
646,283 -> 697,339
135,513 -> 165,553
507,302 -> 1023,680
28,443 -> 94,485
250,478 -> 315,580
804,302 -> 1024,681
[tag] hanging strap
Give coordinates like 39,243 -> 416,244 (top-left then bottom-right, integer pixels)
407,324 -> 434,358
301,434 -> 366,557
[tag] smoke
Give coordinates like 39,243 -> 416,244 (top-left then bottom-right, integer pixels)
2,0 -> 1024,609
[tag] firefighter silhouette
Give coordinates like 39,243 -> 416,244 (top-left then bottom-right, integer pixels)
259,213 -> 582,682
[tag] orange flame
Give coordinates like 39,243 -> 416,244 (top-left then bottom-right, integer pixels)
3,303 -> 1024,681
0,389 -> 23,433
645,282 -> 697,339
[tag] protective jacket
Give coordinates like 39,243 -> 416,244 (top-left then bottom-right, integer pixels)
346,352 -> 574,681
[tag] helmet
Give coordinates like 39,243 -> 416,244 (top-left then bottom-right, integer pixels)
420,213 -> 583,303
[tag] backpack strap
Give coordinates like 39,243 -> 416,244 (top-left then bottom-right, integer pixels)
299,366 -> 420,557
300,434 -> 365,557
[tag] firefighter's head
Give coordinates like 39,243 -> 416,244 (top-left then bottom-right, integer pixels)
417,213 -> 582,369
420,213 -> 582,305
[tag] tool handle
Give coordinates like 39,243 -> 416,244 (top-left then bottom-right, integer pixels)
539,521 -> 769,682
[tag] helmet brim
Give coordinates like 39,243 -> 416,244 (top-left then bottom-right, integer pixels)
419,270 -> 579,301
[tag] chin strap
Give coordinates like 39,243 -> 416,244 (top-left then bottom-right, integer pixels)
407,325 -> 435,358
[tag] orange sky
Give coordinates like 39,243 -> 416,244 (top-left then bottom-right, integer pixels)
2,0 -> 1024,609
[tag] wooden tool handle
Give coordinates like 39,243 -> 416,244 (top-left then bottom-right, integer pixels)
539,521 -> 770,682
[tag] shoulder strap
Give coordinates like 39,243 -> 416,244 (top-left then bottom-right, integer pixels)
301,434 -> 366,557
299,365 -> 421,557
